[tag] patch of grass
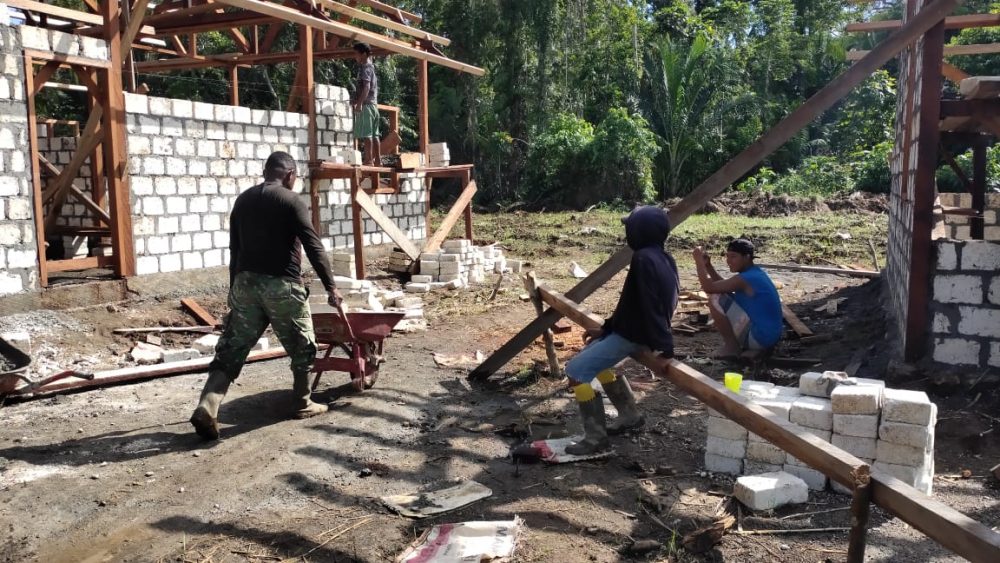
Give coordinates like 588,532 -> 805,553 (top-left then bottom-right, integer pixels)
447,209 -> 888,271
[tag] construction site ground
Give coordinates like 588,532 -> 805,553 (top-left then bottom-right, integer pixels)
2,199 -> 999,562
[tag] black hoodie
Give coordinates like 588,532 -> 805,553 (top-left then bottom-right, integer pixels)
605,206 -> 679,355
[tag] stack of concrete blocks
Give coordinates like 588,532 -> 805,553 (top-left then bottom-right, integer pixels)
310,278 -> 426,331
408,240 -> 521,292
387,248 -> 413,274
928,239 -> 1000,370
428,143 -> 449,167
704,374 -> 937,496
385,292 -> 427,332
0,24 -> 38,295
331,251 -> 357,279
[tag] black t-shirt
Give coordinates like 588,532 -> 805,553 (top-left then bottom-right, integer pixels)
229,181 -> 334,292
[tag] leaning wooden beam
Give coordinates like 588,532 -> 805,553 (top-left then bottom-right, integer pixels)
848,43 -> 1000,60
422,180 -> 478,253
211,0 -> 485,75
469,0 -> 960,380
756,263 -> 881,279
37,155 -> 110,224
354,187 -> 421,260
30,60 -> 62,97
314,0 -> 450,45
846,13 -> 1000,33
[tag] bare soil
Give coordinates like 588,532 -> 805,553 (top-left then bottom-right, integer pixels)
1,207 -> 999,563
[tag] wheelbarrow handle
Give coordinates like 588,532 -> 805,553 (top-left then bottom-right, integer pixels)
335,301 -> 357,342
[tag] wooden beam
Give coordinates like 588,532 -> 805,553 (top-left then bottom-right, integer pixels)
6,0 -> 156,35
781,304 -> 814,337
848,43 -> 1000,60
314,0 -> 449,45
22,48 -> 112,69
869,472 -> 1000,561
470,0 -> 961,381
846,13 -> 1000,33
301,24 -> 317,161
121,0 -> 153,61
211,0 -> 485,75
536,285 -> 606,330
941,63 -> 971,84
44,106 -> 104,230
37,155 -> 110,224
259,21 -> 286,53
30,60 -> 62,97
417,59 -> 429,156
972,139 -> 988,240
757,263 -> 881,278
353,188 -> 421,260
421,180 -> 477,253
23,53 -> 48,287
352,0 -> 421,23
101,1 -> 137,278
46,255 -> 115,273
524,272 -> 560,379
181,298 -> 221,327
229,66 -> 240,106
350,169 -> 365,279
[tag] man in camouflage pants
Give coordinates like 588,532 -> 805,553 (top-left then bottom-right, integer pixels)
190,151 -> 342,440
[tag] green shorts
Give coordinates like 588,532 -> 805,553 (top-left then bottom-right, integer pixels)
353,103 -> 381,140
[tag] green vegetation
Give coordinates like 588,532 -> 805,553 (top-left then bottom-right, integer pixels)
39,1 -> 1000,208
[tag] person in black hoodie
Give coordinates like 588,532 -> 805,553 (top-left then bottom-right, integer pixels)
563,206 -> 679,455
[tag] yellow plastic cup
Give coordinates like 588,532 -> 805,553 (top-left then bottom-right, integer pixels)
724,372 -> 743,394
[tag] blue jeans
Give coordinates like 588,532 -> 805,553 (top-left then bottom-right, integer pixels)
565,332 -> 643,385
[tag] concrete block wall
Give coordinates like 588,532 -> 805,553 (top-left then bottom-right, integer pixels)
929,239 -> 1000,368
936,193 -> 1000,241
126,84 -> 428,275
40,136 -> 98,258
0,25 -> 37,295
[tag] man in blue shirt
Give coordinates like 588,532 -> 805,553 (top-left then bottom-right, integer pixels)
694,238 -> 782,359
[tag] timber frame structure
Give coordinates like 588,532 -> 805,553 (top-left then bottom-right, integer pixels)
473,0 -> 1000,561
8,0 -> 484,286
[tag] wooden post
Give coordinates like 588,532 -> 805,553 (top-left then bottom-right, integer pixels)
122,0 -> 137,92
462,169 -> 473,241
101,0 -> 136,277
972,136 -> 987,240
847,480 -> 873,563
229,66 -> 240,106
310,178 -> 321,232
470,0 -> 962,381
524,272 -> 561,379
417,59 -> 429,157
22,53 -> 48,286
350,168 -> 365,279
300,24 -> 317,162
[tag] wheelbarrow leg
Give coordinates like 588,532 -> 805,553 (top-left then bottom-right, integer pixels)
311,345 -> 335,391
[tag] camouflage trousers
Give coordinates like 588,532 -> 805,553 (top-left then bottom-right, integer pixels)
209,271 -> 318,381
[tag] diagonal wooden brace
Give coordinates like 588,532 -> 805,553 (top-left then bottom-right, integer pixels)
353,187 -> 421,260
422,180 -> 477,253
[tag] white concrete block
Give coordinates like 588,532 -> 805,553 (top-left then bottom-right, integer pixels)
411,275 -> 433,284
707,416 -> 748,441
990,342 -> 1000,368
831,433 -> 877,460
746,441 -> 786,465
833,414 -> 879,438
882,389 -> 936,426
876,440 -> 929,466
790,396 -> 833,431
989,277 -> 1000,306
705,436 -> 747,459
130,342 -> 163,364
961,241 -> 1000,270
251,337 -> 269,351
744,461 -> 784,475
957,307 -> 1000,338
873,459 -> 933,495
831,385 -> 882,415
161,348 -> 201,363
933,337 -> 980,366
191,334 -> 219,356
753,395 -> 796,420
878,420 -> 933,450
936,241 -> 958,270
799,371 -> 846,398
934,275 -> 983,304
734,472 -> 809,511
782,463 -> 827,491
703,453 -> 742,476
406,282 -> 430,293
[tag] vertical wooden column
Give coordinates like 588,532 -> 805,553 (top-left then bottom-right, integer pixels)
351,169 -> 366,279
310,177 -> 321,232
86,70 -> 106,208
847,481 -> 873,563
462,169 -> 473,241
122,0 -> 137,92
301,25 -> 317,162
903,4 -> 945,361
100,0 -> 136,277
417,60 -> 429,156
524,272 -> 561,379
22,54 -> 48,287
229,66 -> 240,106
971,136 -> 987,240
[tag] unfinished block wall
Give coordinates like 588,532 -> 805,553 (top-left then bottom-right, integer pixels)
936,193 -> 1000,241
929,239 -> 1000,369
125,86 -> 427,276
0,25 -> 37,295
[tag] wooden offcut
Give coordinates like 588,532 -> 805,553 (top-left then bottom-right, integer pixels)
180,298 -> 221,327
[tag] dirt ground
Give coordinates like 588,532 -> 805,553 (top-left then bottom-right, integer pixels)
2,206 -> 999,562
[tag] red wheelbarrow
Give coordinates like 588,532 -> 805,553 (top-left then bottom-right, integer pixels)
311,310 -> 405,392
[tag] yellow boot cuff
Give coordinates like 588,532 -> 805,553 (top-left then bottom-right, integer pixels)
573,383 -> 596,403
596,369 -> 617,385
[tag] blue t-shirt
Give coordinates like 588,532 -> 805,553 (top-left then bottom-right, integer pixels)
731,266 -> 783,348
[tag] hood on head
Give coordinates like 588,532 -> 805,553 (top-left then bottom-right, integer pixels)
623,206 -> 671,250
